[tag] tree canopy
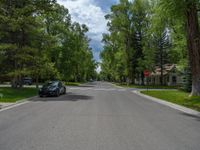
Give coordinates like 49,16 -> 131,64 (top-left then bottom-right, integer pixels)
0,0 -> 97,88
100,0 -> 200,96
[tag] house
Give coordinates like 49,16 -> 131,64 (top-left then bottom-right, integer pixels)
148,64 -> 182,86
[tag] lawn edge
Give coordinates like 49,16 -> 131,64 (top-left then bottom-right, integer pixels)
133,90 -> 200,116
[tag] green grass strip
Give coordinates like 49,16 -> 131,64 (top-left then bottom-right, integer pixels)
0,87 -> 37,103
141,90 -> 200,112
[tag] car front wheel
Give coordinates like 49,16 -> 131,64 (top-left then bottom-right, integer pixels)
63,87 -> 66,94
56,90 -> 60,97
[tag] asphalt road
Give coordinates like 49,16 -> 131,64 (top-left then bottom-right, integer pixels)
0,82 -> 200,150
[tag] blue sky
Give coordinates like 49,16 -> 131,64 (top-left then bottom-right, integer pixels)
57,0 -> 119,62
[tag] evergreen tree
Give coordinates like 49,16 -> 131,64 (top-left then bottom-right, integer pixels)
153,30 -> 171,85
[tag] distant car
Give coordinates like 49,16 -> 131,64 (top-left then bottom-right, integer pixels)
23,77 -> 32,85
89,79 -> 94,82
39,81 -> 66,97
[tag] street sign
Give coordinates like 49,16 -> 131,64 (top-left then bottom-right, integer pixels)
144,70 -> 150,91
144,70 -> 150,77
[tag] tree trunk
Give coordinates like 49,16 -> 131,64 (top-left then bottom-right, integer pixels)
160,63 -> 163,86
18,74 -> 23,88
141,72 -> 144,85
186,1 -> 200,96
125,37 -> 132,85
160,43 -> 164,86
36,75 -> 39,89
11,77 -> 18,88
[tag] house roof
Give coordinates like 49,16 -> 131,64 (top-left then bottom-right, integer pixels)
151,64 -> 176,76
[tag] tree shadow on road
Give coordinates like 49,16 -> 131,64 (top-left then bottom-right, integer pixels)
31,92 -> 93,102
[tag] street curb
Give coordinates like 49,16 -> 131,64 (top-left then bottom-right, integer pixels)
133,90 -> 200,117
0,96 -> 37,111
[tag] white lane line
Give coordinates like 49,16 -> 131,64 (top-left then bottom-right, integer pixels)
132,90 -> 200,116
0,101 -> 30,112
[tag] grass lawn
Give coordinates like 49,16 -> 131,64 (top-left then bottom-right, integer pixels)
0,87 -> 37,103
141,90 -> 200,111
116,83 -> 177,89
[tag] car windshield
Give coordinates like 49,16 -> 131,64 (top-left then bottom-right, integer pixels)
43,82 -> 58,88
24,79 -> 31,81
24,78 -> 31,80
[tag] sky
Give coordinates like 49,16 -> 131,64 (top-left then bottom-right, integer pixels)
57,0 -> 119,62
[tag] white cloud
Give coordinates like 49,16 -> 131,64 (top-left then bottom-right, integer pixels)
57,0 -> 108,53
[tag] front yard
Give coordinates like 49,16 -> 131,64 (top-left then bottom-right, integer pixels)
141,90 -> 200,112
0,87 -> 37,103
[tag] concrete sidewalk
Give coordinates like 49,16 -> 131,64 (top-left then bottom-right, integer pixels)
0,96 -> 37,110
0,102 -> 15,109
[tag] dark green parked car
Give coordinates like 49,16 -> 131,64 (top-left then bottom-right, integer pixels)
39,81 -> 66,97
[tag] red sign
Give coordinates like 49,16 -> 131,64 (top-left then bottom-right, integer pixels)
144,70 -> 150,77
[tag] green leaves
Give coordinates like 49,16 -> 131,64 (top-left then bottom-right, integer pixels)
101,0 -> 194,85
0,0 -> 96,85
101,0 -> 152,83
158,0 -> 186,19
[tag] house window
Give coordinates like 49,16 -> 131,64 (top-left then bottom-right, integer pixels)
160,77 -> 162,83
172,76 -> 177,83
167,76 -> 169,82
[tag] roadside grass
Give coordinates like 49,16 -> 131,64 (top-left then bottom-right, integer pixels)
0,87 -> 37,103
141,90 -> 200,111
116,83 -> 177,89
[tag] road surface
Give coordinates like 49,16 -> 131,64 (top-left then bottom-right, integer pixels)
0,82 -> 200,150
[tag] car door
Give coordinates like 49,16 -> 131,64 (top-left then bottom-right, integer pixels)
57,82 -> 61,94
